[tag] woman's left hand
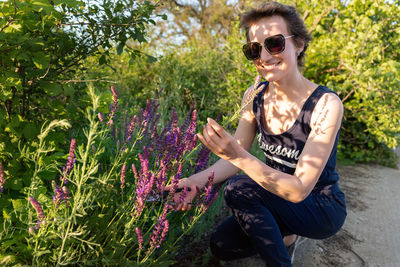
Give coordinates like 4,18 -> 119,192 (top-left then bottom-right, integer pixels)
197,118 -> 243,161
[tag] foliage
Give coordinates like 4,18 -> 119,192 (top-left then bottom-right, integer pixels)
0,0 -> 161,206
162,0 -> 400,165
80,38 -> 245,128
0,86 -> 220,265
297,0 -> 400,165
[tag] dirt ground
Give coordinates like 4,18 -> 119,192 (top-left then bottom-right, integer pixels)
223,157 -> 400,267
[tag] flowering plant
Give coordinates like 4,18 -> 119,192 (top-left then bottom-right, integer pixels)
0,85 -> 219,266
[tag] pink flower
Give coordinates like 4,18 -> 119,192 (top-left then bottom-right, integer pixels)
120,164 -> 126,191
28,197 -> 46,228
107,86 -> 119,126
62,186 -> 70,207
98,112 -> 105,122
60,139 -> 77,184
132,163 -> 138,180
0,163 -> 5,193
135,227 -> 144,250
53,186 -> 63,209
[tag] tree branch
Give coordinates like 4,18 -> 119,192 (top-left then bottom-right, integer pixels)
45,79 -> 118,84
308,4 -> 335,34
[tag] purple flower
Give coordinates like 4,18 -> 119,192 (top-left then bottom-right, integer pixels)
182,110 -> 197,153
194,145 -> 211,173
98,112 -> 105,122
132,164 -> 138,180
199,172 -> 221,213
159,219 -> 169,245
29,227 -> 35,235
107,86 -> 118,126
203,171 -> 215,203
169,163 -> 182,196
28,197 -> 46,228
53,186 -> 64,209
138,148 -> 150,184
126,115 -> 137,142
0,163 -> 5,193
62,186 -> 70,207
60,139 -> 77,184
120,164 -> 126,191
178,187 -> 189,204
135,227 -> 144,250
149,204 -> 170,249
155,160 -> 167,192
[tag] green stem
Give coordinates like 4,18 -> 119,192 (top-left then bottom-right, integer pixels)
57,115 -> 97,265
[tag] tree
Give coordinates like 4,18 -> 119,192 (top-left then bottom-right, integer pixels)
0,0 -> 161,195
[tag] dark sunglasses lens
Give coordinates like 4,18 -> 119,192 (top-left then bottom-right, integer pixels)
265,35 -> 285,54
243,43 -> 261,60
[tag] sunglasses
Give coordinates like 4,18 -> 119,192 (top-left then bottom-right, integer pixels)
242,34 -> 294,60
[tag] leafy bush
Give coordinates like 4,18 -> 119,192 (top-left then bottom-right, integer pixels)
0,0 -> 161,204
0,86 -> 220,265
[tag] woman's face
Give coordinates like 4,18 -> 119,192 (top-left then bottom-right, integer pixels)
248,16 -> 300,82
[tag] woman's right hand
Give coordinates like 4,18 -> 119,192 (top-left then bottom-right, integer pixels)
164,178 -> 200,211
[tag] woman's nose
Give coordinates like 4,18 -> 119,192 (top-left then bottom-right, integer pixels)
259,45 -> 272,61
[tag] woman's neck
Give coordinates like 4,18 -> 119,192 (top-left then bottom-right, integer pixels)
269,72 -> 316,103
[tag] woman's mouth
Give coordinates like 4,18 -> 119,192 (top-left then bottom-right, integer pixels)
262,61 -> 280,71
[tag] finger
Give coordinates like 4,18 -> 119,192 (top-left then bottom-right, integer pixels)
202,124 -> 220,148
197,132 -> 211,149
207,118 -> 228,138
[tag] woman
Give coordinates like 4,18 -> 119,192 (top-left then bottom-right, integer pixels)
172,2 -> 347,266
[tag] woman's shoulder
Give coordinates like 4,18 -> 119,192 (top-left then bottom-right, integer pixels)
310,86 -> 343,128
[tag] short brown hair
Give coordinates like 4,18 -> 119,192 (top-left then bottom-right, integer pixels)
240,2 -> 311,67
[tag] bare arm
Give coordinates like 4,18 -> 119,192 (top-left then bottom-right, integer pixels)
200,93 -> 343,203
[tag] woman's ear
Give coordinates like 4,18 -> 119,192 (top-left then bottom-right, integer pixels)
295,39 -> 305,57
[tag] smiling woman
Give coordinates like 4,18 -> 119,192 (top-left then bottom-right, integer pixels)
170,2 -> 346,267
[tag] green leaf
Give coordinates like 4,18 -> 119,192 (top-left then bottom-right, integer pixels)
23,122 -> 40,140
63,84 -> 75,96
32,53 -> 50,70
42,83 -> 62,96
99,54 -> 107,65
34,250 -> 51,257
11,199 -> 25,211
117,42 -> 124,55
8,178 -> 23,190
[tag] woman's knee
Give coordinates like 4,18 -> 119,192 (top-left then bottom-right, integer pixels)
224,175 -> 259,207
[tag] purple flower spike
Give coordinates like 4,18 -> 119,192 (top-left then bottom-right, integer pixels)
169,163 -> 182,195
132,164 -> 138,180
194,145 -> 211,173
149,205 -> 170,249
135,227 -> 144,250
126,115 -> 137,142
0,163 -> 5,193
60,139 -> 77,184
28,197 -> 46,228
120,164 -> 126,191
107,86 -> 119,126
62,186 -> 70,207
160,219 -> 169,245
98,112 -> 105,122
29,227 -> 35,235
204,171 -> 215,203
53,186 -> 64,209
